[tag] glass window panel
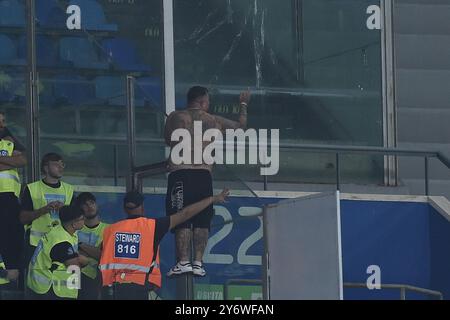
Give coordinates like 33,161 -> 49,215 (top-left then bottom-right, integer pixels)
0,0 -> 28,179
36,0 -> 165,186
174,0 -> 383,185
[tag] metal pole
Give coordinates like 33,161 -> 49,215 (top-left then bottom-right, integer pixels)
400,287 -> 406,300
381,0 -> 398,187
262,205 -> 270,300
126,75 -> 136,191
26,0 -> 39,182
263,175 -> 268,191
162,0 -> 175,115
336,153 -> 340,191
113,144 -> 118,186
425,157 -> 429,196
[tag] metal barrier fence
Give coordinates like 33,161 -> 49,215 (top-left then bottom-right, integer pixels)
344,282 -> 443,300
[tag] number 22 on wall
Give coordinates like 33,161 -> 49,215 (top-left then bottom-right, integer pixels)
203,206 -> 262,265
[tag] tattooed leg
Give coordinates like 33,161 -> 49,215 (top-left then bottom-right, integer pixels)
175,228 -> 192,262
193,228 -> 209,262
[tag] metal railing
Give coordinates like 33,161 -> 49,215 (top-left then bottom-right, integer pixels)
35,131 -> 450,195
275,143 -> 450,195
344,282 -> 443,300
129,142 -> 450,195
221,280 -> 443,300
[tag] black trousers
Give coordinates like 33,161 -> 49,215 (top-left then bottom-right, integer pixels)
0,193 -> 23,269
25,287 -> 75,300
78,273 -> 101,300
112,283 -> 149,300
0,281 -> 22,300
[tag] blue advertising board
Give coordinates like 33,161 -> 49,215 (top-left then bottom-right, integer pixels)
92,192 -> 450,300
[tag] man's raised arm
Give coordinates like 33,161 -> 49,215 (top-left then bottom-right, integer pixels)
169,189 -> 229,230
214,90 -> 250,131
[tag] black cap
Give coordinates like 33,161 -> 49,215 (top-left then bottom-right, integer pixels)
59,205 -> 83,224
123,190 -> 144,209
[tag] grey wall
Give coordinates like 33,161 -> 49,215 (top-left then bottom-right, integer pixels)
264,192 -> 343,300
394,0 -> 450,198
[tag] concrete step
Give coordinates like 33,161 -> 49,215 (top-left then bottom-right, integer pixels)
397,107 -> 450,144
396,69 -> 450,109
395,3 -> 450,35
396,34 -> 450,70
401,178 -> 450,199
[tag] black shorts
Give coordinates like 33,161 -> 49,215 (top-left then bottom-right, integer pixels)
165,169 -> 213,231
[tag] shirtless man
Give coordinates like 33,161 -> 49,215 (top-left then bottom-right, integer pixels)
164,86 -> 250,277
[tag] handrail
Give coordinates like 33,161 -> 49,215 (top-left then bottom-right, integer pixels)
40,128 -> 444,192
437,152 -> 450,170
37,132 -> 450,171
278,143 -> 441,159
39,133 -> 450,172
344,282 -> 443,300
222,280 -> 443,300
129,142 -> 450,195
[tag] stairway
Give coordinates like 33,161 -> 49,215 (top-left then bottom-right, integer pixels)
394,0 -> 450,199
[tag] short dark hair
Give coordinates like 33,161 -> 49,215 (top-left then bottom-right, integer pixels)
123,190 -> 144,209
74,192 -> 96,208
187,86 -> 208,104
0,111 -> 5,116
59,205 -> 83,224
40,152 -> 63,174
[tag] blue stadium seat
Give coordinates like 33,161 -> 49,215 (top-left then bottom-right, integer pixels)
18,35 -> 63,67
0,35 -> 25,66
102,38 -> 151,72
0,0 -> 25,27
36,0 -> 66,29
69,0 -> 118,31
0,72 -> 34,105
135,77 -> 162,109
52,75 -> 95,106
60,37 -> 109,69
95,76 -> 126,106
0,72 -> 14,103
34,78 -> 56,107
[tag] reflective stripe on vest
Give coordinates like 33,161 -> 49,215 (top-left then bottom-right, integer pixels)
99,263 -> 150,273
30,272 -> 51,286
31,272 -> 69,288
0,172 -> 20,183
30,230 -> 46,239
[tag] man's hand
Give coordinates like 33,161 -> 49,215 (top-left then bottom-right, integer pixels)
52,201 -> 65,211
39,201 -> 63,215
239,90 -> 251,105
6,269 -> 19,281
213,189 -> 230,204
41,202 -> 55,214
78,254 -> 90,267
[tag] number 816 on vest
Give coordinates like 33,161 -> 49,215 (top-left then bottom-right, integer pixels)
114,232 -> 141,259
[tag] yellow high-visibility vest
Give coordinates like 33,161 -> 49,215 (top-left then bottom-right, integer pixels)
27,180 -> 74,246
27,225 -> 79,299
0,139 -> 21,197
